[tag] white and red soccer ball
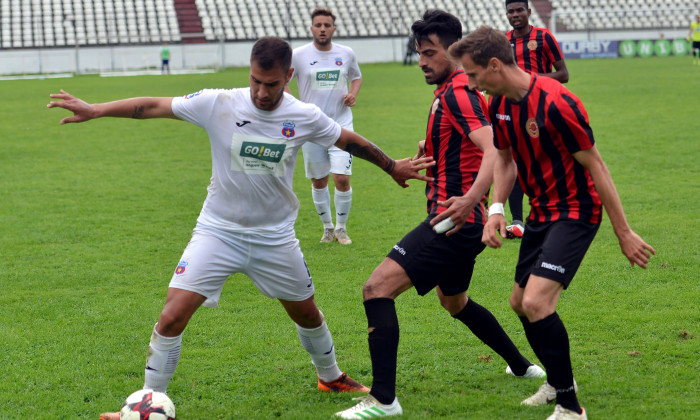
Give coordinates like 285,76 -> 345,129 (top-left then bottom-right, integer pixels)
120,389 -> 176,420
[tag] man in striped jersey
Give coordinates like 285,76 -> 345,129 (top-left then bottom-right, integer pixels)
504,0 -> 569,239
451,26 -> 655,420
336,10 -> 543,419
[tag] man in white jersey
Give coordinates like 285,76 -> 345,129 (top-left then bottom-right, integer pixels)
289,8 -> 362,245
47,36 -> 434,420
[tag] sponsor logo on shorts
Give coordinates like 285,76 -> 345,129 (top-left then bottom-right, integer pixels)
240,141 -> 286,162
175,260 -> 188,275
184,90 -> 202,99
541,261 -> 565,274
393,244 -> 406,256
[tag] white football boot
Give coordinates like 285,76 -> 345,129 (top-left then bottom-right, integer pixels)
506,363 -> 546,378
546,405 -> 587,420
335,395 -> 403,419
521,379 -> 578,406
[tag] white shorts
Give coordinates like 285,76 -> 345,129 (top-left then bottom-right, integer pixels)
169,229 -> 314,307
302,143 -> 353,179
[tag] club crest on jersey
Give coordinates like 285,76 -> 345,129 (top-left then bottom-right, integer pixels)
527,40 -> 538,51
335,57 -> 343,66
282,121 -> 296,138
185,90 -> 202,99
526,117 -> 540,138
175,261 -> 188,275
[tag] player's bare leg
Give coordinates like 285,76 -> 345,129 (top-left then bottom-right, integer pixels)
280,297 -> 368,392
100,288 -> 205,419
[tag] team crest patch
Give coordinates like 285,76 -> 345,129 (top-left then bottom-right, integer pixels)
335,57 -> 343,66
527,40 -> 538,51
526,117 -> 539,138
282,121 -> 296,138
185,90 -> 202,99
175,261 -> 188,275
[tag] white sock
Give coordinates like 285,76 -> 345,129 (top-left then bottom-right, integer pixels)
334,187 -> 352,230
312,186 -> 333,229
296,320 -> 342,382
144,323 -> 182,392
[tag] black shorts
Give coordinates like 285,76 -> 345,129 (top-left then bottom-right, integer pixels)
693,41 -> 700,50
387,217 -> 485,296
514,219 -> 599,289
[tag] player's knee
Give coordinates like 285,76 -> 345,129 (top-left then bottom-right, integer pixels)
362,280 -> 381,300
362,275 -> 395,300
520,295 -> 548,319
439,299 -> 462,316
509,294 -> 524,314
293,307 -> 322,327
311,177 -> 329,189
156,310 -> 189,335
333,176 -> 351,191
438,293 -> 466,316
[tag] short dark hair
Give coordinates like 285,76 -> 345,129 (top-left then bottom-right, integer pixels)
448,25 -> 516,67
311,8 -> 336,23
505,0 -> 528,7
250,36 -> 292,73
411,9 -> 462,50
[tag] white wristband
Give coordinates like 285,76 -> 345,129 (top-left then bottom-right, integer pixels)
488,203 -> 505,218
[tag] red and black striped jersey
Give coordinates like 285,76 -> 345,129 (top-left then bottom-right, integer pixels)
490,75 -> 602,224
424,69 -> 491,224
507,25 -> 563,74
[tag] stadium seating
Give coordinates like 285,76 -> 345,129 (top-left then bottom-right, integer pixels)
0,0 -> 696,49
549,0 -> 697,31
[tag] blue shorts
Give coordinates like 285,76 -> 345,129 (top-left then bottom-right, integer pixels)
387,217 -> 485,296
514,220 -> 599,289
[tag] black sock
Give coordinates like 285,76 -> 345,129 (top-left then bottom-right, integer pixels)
530,312 -> 580,413
508,182 -> 524,223
364,298 -> 399,405
520,316 -> 544,364
453,298 -> 531,375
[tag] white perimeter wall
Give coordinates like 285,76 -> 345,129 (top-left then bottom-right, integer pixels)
0,29 -> 687,76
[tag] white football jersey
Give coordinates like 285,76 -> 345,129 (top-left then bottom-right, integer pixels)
291,42 -> 361,128
171,89 -> 341,238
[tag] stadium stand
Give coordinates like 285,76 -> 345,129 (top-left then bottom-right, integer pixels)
0,0 -> 697,49
549,0 -> 697,31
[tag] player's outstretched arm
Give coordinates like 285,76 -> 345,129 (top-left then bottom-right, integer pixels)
334,128 -> 434,188
482,147 -> 517,248
574,146 -> 656,268
47,89 -> 177,124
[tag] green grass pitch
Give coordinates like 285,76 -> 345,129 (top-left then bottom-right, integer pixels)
0,55 -> 698,419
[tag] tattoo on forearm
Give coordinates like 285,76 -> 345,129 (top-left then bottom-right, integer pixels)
344,142 -> 394,173
132,105 -> 145,119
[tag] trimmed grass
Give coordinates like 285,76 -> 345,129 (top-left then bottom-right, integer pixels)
0,56 -> 698,419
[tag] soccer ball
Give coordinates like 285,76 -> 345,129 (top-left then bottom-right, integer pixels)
120,389 -> 176,420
